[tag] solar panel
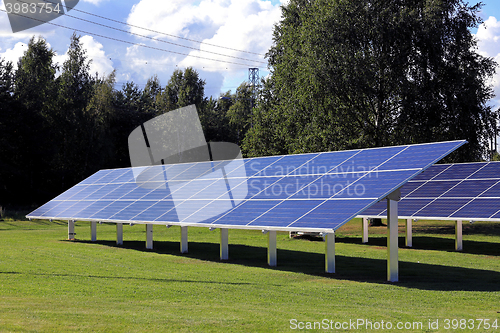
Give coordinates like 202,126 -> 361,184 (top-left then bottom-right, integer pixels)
360,160 -> 500,221
27,140 -> 466,231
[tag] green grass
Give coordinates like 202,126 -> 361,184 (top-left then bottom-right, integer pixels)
0,213 -> 499,332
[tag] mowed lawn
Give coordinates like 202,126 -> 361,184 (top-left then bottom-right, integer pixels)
0,213 -> 499,332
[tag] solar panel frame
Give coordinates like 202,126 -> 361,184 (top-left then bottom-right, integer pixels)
27,140 -> 466,232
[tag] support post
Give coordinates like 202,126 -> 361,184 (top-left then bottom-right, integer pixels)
146,224 -> 153,249
387,199 -> 399,282
362,217 -> 369,243
267,230 -> 277,267
220,228 -> 229,260
325,232 -> 335,273
180,226 -> 188,254
91,221 -> 97,242
455,220 -> 463,251
68,220 -> 75,240
405,218 -> 412,248
116,223 -> 123,245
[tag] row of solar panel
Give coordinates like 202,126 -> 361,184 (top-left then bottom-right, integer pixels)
362,161 -> 500,220
27,140 -> 466,230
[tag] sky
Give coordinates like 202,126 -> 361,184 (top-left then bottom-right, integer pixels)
0,0 -> 500,105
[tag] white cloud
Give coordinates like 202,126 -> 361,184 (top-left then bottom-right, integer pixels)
79,35 -> 114,76
0,41 -> 28,68
476,16 -> 500,106
123,43 -> 179,80
126,0 -> 280,75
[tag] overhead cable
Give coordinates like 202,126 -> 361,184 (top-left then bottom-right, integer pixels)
0,9 -> 265,68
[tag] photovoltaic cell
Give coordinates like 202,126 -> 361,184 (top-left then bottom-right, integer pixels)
360,160 -> 500,221
27,140 -> 465,231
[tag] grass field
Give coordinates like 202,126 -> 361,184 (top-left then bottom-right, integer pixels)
0,210 -> 499,332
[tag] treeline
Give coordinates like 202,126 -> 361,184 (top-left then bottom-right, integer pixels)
0,34 -> 253,206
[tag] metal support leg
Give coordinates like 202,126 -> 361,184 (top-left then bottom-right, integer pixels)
68,220 -> 75,240
146,224 -> 153,250
268,230 -> 277,267
362,217 -> 369,243
116,223 -> 123,245
325,232 -> 335,273
91,221 -> 97,242
220,228 -> 229,260
180,226 -> 188,254
405,218 -> 412,248
455,220 -> 463,251
387,199 -> 399,282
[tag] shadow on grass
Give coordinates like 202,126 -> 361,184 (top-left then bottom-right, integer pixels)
74,239 -> 500,292
336,236 -> 500,256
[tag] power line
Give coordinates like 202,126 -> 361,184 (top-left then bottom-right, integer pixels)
0,9 -> 266,68
39,0 -> 266,56
12,0 -> 267,64
63,12 -> 266,64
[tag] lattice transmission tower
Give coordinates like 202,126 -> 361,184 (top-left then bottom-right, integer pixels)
248,68 -> 259,107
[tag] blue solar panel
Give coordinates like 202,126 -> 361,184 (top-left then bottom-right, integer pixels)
450,199 -> 500,219
411,164 -> 451,181
27,140 -> 465,231
409,181 -> 460,198
360,160 -> 500,221
432,163 -> 485,180
413,198 -> 471,217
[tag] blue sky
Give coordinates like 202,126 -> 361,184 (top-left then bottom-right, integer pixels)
0,0 -> 499,104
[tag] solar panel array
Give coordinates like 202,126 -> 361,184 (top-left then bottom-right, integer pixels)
27,140 -> 466,231
360,161 -> 500,221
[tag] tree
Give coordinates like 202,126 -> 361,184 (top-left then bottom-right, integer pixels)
14,36 -> 58,119
197,94 -> 238,144
141,74 -> 162,115
248,0 -> 497,161
13,36 -> 58,202
243,76 -> 286,156
58,33 -> 93,115
225,83 -> 254,146
56,33 -> 95,187
0,58 -> 18,204
84,71 -> 120,169
157,67 -> 206,113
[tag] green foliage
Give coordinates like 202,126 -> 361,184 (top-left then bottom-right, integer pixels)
0,59 -> 17,190
9,37 -> 58,202
14,36 -> 58,118
198,96 -> 234,143
141,74 -> 162,114
246,0 -> 498,161
157,67 -> 206,113
55,33 -> 96,187
225,83 -> 254,146
491,151 -> 500,161
243,76 -> 287,157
